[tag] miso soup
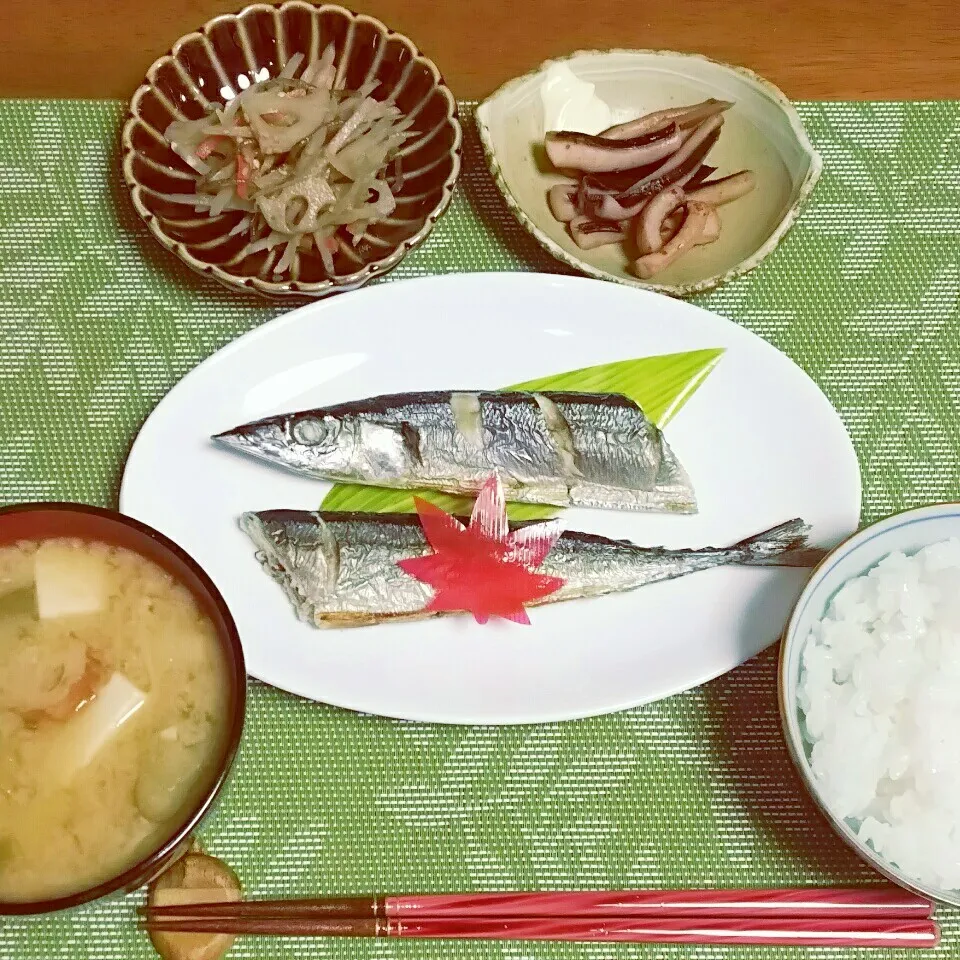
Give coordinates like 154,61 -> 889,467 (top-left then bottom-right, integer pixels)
0,538 -> 232,903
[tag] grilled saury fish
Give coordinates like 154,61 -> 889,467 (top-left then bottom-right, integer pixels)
240,510 -> 822,628
215,390 -> 696,513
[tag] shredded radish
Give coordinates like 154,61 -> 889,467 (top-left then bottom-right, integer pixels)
161,45 -> 413,277
279,52 -> 304,79
275,236 -> 300,274
228,215 -> 253,237
209,160 -> 236,183
315,232 -> 336,273
218,96 -> 242,126
210,186 -> 234,217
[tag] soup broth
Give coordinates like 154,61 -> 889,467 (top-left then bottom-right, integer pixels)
0,538 -> 231,903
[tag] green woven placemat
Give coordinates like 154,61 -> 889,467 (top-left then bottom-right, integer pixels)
0,99 -> 959,958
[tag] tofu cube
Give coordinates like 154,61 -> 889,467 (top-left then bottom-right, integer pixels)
34,542 -> 105,619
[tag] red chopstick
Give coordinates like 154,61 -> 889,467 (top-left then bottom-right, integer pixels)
144,887 -> 934,921
141,886 -> 939,947
394,916 -> 940,947
141,915 -> 940,948
379,888 -> 935,920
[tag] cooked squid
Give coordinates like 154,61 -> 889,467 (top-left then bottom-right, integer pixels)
544,123 -> 683,174
543,99 -> 756,278
634,201 -> 720,279
569,215 -> 626,249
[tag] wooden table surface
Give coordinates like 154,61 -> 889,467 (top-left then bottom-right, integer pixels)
4,0 -> 959,101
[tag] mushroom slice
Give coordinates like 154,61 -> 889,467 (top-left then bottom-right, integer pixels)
547,183 -> 579,222
634,201 -> 718,279
148,853 -> 242,960
544,123 -> 682,173
686,170 -> 757,205
569,215 -> 625,249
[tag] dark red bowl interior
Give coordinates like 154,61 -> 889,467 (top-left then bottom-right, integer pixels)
0,502 -> 246,916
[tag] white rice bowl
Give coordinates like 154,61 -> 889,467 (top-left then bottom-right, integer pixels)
798,537 -> 960,893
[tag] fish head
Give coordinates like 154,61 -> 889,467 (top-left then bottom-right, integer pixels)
216,407 -> 421,484
214,410 -> 359,480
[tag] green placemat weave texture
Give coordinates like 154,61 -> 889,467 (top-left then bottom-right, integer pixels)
0,99 -> 959,959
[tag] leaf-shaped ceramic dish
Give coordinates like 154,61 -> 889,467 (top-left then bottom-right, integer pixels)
476,50 -> 821,298
122,2 -> 462,299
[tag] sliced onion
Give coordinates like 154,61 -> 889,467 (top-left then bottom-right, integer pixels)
162,192 -> 239,210
303,44 -> 336,89
178,152 -> 212,175
327,98 -> 380,155
208,160 -> 236,183
207,124 -> 252,138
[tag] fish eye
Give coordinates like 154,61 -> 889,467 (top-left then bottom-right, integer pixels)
291,417 -> 337,446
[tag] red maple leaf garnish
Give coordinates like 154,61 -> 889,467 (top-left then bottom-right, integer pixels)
398,474 -> 565,625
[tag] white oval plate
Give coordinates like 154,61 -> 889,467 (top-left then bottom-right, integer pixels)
120,273 -> 860,724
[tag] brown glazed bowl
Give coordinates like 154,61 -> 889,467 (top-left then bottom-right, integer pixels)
122,2 -> 462,299
0,503 -> 246,916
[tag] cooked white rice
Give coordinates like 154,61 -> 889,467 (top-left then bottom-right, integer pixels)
798,536 -> 960,891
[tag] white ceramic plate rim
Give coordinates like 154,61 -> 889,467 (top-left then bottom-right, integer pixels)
121,273 -> 860,724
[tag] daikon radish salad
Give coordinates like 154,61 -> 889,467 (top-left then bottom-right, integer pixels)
163,48 -> 415,277
0,538 -> 233,904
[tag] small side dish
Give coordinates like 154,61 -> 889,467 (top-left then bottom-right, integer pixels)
123,2 -> 460,298
164,49 -> 414,278
543,99 -> 756,279
0,538 -> 232,903
798,539 -> 960,894
781,504 -> 960,906
475,49 -> 822,296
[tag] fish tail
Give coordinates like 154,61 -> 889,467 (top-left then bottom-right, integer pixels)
731,519 -> 825,568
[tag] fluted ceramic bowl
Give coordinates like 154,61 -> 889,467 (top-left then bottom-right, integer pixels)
477,50 -> 821,298
122,2 -> 462,298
